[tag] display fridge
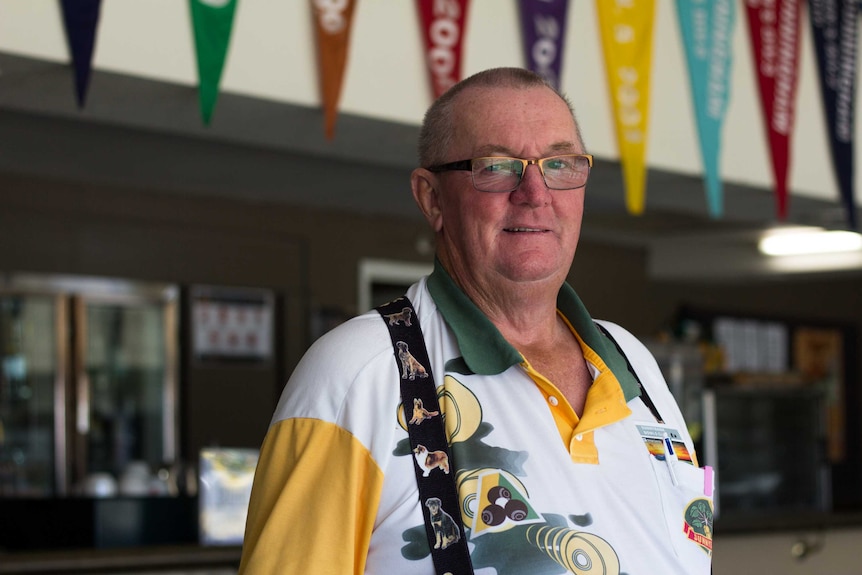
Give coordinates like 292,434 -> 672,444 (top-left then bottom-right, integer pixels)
0,273 -> 178,498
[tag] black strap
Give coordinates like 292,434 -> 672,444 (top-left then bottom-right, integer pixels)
377,297 -> 474,575
595,322 -> 665,424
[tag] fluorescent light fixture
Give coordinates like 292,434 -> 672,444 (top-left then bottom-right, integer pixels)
759,228 -> 862,256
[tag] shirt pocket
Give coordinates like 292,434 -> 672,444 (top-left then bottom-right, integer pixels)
646,448 -> 715,574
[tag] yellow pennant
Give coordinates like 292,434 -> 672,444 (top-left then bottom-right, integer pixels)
596,0 -> 656,215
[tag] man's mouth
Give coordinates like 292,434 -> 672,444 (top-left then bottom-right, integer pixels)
504,227 -> 547,233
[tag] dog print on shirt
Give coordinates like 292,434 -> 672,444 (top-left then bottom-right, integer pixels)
413,444 -> 450,476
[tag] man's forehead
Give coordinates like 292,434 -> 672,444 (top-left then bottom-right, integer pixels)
449,85 -> 580,153
453,83 -> 559,108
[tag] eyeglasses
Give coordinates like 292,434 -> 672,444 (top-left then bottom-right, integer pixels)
426,154 -> 593,193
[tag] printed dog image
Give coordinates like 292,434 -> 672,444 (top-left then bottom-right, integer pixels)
425,497 -> 461,550
396,341 -> 428,380
413,444 -> 450,477
385,307 -> 413,326
409,397 -> 439,425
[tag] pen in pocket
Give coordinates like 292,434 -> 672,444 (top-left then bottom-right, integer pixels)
704,465 -> 714,497
663,433 -> 679,486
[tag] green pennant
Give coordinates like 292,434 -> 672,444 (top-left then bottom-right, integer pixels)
189,0 -> 238,125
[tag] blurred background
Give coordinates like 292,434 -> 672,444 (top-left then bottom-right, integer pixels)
1,1 -> 861,573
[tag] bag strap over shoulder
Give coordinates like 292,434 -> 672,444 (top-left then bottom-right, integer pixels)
594,321 -> 665,424
377,296 -> 474,575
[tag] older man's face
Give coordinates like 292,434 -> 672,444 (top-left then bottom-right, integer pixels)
427,84 -> 585,296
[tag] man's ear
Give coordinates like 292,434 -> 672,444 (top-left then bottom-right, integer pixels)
411,168 -> 443,232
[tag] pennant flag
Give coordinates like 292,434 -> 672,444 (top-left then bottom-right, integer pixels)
743,0 -> 802,220
596,0 -> 656,215
416,0 -> 471,100
518,0 -> 570,91
809,0 -> 859,229
189,0 -> 239,126
312,0 -> 358,139
59,0 -> 103,108
675,0 -> 736,218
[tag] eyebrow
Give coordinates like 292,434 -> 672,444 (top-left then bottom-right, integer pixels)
472,141 -> 581,157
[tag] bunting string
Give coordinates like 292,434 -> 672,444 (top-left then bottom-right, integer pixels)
46,1 -> 860,221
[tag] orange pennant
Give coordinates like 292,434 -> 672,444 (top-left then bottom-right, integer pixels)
311,0 -> 358,140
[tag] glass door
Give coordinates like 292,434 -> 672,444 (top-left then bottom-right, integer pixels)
74,294 -> 178,491
0,292 -> 67,496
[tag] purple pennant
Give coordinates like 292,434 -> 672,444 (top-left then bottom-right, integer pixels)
518,0 -> 570,91
809,0 -> 858,229
59,0 -> 103,108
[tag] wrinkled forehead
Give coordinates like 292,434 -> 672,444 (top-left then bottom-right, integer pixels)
448,85 -> 581,157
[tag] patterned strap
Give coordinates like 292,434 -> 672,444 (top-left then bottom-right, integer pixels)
377,297 -> 474,575
594,322 -> 665,424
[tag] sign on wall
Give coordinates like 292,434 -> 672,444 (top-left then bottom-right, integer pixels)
191,285 -> 274,362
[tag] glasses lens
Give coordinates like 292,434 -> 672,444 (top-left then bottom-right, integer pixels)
542,155 -> 591,190
472,158 -> 524,193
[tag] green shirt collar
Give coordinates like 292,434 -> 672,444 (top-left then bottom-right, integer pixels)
427,259 -> 641,402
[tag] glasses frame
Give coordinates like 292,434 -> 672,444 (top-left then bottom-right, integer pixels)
426,154 -> 594,193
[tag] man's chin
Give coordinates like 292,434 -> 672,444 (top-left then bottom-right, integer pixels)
496,261 -> 566,287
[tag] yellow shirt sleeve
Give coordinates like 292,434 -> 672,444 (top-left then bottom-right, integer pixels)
239,418 -> 385,575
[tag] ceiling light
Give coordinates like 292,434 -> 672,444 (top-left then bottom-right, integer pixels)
759,228 -> 862,256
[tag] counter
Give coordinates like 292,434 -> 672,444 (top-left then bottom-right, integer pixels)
0,545 -> 241,574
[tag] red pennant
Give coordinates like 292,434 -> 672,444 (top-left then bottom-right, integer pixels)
743,0 -> 802,220
416,0 -> 471,100
311,0 -> 358,140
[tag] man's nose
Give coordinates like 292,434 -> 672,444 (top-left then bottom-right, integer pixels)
511,163 -> 550,205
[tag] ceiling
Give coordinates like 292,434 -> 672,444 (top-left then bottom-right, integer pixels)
2,51 -> 860,281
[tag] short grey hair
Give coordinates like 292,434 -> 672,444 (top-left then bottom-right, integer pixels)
417,67 -> 582,167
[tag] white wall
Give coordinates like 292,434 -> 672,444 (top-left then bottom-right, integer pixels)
0,0 -> 860,208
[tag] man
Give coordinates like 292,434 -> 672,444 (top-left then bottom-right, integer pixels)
239,67 -> 713,574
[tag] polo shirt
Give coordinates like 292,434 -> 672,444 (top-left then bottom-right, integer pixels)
239,262 -> 713,575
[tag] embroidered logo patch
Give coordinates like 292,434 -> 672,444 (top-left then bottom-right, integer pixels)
682,497 -> 714,555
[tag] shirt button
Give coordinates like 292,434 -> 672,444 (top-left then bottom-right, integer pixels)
548,396 -> 559,406
575,434 -> 583,441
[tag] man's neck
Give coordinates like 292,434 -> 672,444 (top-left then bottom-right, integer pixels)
449,271 -> 564,349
